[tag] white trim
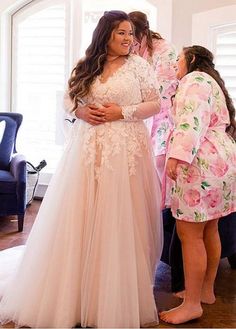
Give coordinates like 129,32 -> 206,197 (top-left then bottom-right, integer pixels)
68,0 -> 83,69
211,23 -> 236,56
0,0 -> 38,112
0,0 -> 70,112
0,12 -> 11,111
1,0 -> 35,14
35,183 -> 48,199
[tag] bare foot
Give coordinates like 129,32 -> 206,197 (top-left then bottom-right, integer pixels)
173,290 -> 185,299
159,302 -> 203,324
201,290 -> 216,304
173,289 -> 216,304
2,322 -> 15,328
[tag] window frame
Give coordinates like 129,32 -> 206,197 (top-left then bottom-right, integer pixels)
11,0 -> 71,111
0,0 -> 172,193
211,23 -> 236,55
192,4 -> 236,50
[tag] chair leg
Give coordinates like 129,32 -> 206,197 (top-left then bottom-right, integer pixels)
18,214 -> 24,232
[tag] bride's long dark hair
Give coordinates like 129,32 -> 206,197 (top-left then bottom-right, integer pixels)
183,45 -> 236,139
68,11 -> 132,112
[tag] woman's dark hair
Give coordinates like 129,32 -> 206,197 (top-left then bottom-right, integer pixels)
68,10 -> 131,111
183,45 -> 236,139
128,11 -> 162,57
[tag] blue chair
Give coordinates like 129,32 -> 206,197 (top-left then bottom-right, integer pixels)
0,112 -> 26,232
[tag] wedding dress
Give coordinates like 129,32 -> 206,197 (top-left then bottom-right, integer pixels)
0,54 -> 163,328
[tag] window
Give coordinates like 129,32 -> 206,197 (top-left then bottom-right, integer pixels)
192,5 -> 236,108
12,0 -> 69,173
1,0 -> 171,182
214,27 -> 236,106
75,0 -> 158,58
10,0 -> 158,177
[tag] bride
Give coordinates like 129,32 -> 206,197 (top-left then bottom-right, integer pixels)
0,10 -> 163,328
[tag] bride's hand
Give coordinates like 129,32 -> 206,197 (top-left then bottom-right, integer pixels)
75,104 -> 106,125
102,103 -> 124,122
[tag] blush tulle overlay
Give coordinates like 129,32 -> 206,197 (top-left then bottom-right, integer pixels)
0,55 -> 163,328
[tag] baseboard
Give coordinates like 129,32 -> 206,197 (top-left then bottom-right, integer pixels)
35,183 -> 48,199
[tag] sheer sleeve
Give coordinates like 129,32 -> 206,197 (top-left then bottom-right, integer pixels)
168,73 -> 212,164
121,59 -> 161,120
63,90 -> 85,119
64,90 -> 75,115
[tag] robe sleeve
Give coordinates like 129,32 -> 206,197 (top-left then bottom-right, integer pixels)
168,73 -> 212,163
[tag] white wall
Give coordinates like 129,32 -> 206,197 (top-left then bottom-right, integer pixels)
192,5 -> 236,50
172,0 -> 236,51
0,0 -> 173,40
2,0 -> 236,50
150,0 -> 173,42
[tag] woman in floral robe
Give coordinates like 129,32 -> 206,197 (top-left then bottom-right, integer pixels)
128,11 -> 178,182
160,45 -> 236,324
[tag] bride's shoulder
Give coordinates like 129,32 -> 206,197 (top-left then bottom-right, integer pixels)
127,54 -> 152,74
128,54 -> 149,65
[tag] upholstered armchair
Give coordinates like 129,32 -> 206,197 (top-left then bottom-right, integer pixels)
0,112 -> 26,232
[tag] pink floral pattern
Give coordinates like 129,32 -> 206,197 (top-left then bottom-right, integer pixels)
202,188 -> 223,208
167,71 -> 236,222
183,189 -> 201,207
133,38 -> 178,156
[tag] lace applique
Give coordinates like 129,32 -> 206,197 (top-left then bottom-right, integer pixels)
121,106 -> 138,121
80,122 -> 149,179
75,55 -> 158,178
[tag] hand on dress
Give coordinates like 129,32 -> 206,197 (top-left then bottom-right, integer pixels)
102,103 -> 124,122
75,104 -> 106,125
166,157 -> 178,181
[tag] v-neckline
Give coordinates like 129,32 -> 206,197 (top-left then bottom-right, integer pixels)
98,57 -> 129,85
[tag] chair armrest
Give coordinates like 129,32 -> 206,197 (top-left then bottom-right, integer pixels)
10,153 -> 26,182
10,153 -> 27,213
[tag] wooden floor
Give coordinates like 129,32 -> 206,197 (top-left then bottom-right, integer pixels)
0,200 -> 236,328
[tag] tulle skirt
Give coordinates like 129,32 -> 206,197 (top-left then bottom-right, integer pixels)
0,120 -> 163,328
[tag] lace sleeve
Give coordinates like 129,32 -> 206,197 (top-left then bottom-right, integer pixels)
121,58 -> 161,120
64,90 -> 85,119
64,90 -> 76,118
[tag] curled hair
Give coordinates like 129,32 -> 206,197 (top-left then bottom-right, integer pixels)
128,11 -> 162,57
183,45 -> 236,139
68,10 -> 131,111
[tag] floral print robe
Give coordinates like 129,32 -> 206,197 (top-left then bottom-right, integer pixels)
167,71 -> 236,222
133,37 -> 178,156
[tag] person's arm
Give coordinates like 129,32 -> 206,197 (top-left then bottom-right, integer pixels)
63,91 -> 106,125
100,59 -> 161,122
103,89 -> 160,122
148,41 -> 178,141
120,59 -> 161,121
152,41 -> 177,86
167,73 -> 212,180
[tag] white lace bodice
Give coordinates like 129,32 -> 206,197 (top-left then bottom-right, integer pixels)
65,55 -> 161,176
